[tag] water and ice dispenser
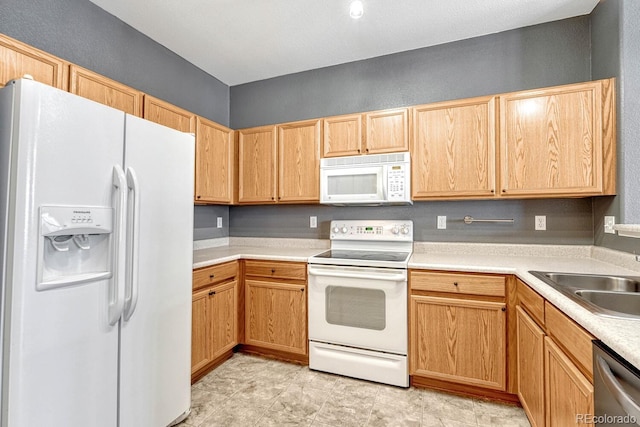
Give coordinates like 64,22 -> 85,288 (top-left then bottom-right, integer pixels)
37,205 -> 113,290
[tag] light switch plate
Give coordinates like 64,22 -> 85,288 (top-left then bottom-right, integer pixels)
535,215 -> 546,231
437,216 -> 446,230
310,216 -> 318,228
604,216 -> 616,234
216,217 -> 223,228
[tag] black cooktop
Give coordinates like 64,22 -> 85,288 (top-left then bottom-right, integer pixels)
313,250 -> 410,263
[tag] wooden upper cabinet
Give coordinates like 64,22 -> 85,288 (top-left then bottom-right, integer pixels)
323,113 -> 363,157
364,108 -> 409,154
412,96 -> 496,199
143,95 -> 195,133
69,65 -> 143,116
0,34 -> 68,90
278,119 -> 321,203
195,117 -> 235,204
499,79 -> 615,197
237,125 -> 277,204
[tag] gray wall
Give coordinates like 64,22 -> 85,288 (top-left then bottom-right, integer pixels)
592,0 -> 640,254
229,17 -> 598,245
0,0 -> 231,240
0,0 -> 229,126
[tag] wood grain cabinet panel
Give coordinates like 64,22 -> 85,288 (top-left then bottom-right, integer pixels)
191,287 -> 212,374
244,279 -> 307,355
195,117 -> 235,204
322,113 -> 363,157
499,79 -> 615,197
411,271 -> 505,297
410,295 -> 507,390
237,125 -> 277,203
517,306 -> 545,427
143,94 -> 195,133
364,108 -> 409,154
545,337 -> 594,427
411,96 -> 496,199
0,34 -> 68,90
69,65 -> 143,116
277,119 -> 321,203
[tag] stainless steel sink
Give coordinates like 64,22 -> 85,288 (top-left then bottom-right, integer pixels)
529,271 -> 640,319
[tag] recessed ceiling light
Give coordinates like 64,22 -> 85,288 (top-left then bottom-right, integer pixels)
349,0 -> 364,19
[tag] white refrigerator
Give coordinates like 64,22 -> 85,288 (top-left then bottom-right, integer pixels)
0,79 -> 194,426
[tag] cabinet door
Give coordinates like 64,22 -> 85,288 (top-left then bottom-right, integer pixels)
517,306 -> 545,427
237,126 -> 277,203
69,65 -> 143,116
245,279 -> 307,355
191,287 -> 212,374
499,81 -> 605,197
210,280 -> 238,359
545,337 -> 594,427
412,97 -> 496,199
364,108 -> 409,154
278,119 -> 321,203
322,114 -> 363,157
0,34 -> 68,90
143,94 -> 195,133
195,117 -> 235,204
410,295 -> 506,390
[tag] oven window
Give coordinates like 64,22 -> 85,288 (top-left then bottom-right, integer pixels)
327,174 -> 377,195
325,286 -> 385,330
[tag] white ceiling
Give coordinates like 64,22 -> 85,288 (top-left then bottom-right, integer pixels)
89,0 -> 600,86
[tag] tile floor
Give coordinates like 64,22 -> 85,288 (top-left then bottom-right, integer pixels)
178,353 -> 531,427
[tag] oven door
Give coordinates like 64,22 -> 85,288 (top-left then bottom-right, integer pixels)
307,264 -> 407,354
320,166 -> 385,204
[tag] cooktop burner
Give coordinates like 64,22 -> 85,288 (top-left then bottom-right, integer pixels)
313,250 -> 410,263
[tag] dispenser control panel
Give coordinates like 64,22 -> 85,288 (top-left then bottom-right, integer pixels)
40,206 -> 113,236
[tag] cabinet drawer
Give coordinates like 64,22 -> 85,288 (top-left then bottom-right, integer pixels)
244,260 -> 306,281
517,278 -> 545,325
545,301 -> 594,381
193,261 -> 238,290
411,271 -> 505,297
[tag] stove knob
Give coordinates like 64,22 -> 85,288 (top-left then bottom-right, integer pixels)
332,226 -> 340,234
340,227 -> 348,234
391,226 -> 400,235
401,226 -> 410,235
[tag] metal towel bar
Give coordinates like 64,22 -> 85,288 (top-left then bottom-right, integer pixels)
463,215 -> 514,224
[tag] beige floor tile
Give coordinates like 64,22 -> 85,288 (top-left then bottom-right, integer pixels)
269,383 -> 328,420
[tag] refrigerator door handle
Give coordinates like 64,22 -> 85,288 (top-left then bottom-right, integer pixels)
109,165 -> 127,325
123,167 -> 140,321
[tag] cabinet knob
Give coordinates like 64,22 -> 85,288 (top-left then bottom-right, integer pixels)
365,148 -> 369,153
501,189 -> 506,193
300,288 -> 305,292
209,274 -> 215,279
196,195 -> 201,199
501,306 -> 506,312
491,189 -> 495,194
453,282 -> 458,286
271,268 -> 276,274
208,291 -> 216,296
271,197 -> 275,200
357,149 -> 361,153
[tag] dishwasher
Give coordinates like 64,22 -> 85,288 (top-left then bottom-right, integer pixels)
593,340 -> 640,426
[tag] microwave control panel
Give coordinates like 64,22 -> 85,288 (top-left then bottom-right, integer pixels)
387,164 -> 408,200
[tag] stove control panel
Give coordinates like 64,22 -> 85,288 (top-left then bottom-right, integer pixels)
329,220 -> 413,241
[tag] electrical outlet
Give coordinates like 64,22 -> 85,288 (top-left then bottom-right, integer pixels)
535,215 -> 546,231
310,216 -> 317,228
216,217 -> 223,228
604,216 -> 616,234
437,216 -> 446,230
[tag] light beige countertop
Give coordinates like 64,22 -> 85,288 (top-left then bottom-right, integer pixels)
193,238 -> 640,369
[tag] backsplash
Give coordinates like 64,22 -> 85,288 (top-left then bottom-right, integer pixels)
229,198 -> 593,244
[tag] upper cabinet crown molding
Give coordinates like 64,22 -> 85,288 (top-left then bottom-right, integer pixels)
0,33 -> 69,90
143,94 -> 196,133
69,64 -> 143,116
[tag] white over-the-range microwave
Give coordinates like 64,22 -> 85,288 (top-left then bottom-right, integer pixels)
320,152 -> 412,205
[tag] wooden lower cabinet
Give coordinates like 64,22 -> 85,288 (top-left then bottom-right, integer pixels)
545,337 -> 594,427
516,306 -> 545,427
244,279 -> 307,355
191,280 -> 238,376
410,295 -> 507,390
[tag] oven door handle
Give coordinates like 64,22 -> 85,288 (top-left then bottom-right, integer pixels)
308,266 -> 406,282
596,355 -> 640,423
